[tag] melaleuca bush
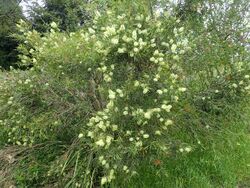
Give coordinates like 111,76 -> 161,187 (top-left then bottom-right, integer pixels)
4,3 -> 249,187
76,10 -> 192,184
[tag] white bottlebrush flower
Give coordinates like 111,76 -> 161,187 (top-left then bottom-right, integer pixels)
173,55 -> 179,61
123,111 -> 128,115
133,48 -> 139,53
123,165 -> 128,171
161,104 -> 172,112
158,57 -> 164,62
88,28 -> 95,34
143,134 -> 149,138
108,169 -> 115,181
161,42 -> 169,47
105,26 -> 116,36
112,125 -> 118,131
143,88 -> 149,94
245,85 -> 250,90
104,75 -> 112,82
144,111 -> 152,119
78,133 -> 84,138
101,160 -> 107,165
184,146 -> 192,152
178,87 -> 187,92
132,30 -> 137,40
129,52 -> 134,57
118,48 -> 126,53
122,35 -> 131,42
150,57 -> 156,62
106,136 -> 113,145
99,156 -> 104,161
179,27 -> 184,32
126,131 -> 132,135
95,10 -> 101,18
119,24 -> 125,31
244,75 -> 249,79
116,89 -> 123,94
136,141 -> 142,147
153,50 -> 159,55
134,42 -> 139,46
134,81 -> 140,87
50,22 -> 57,28
101,177 -> 108,185
232,83 -> 238,88
151,43 -> 156,47
138,130 -> 144,135
155,130 -> 161,135
111,38 -> 119,45
24,79 -> 31,84
96,139 -> 105,147
98,121 -> 106,131
129,137 -> 134,141
157,90 -> 163,95
7,101 -> 13,105
108,90 -> 116,99
155,10 -> 161,18
165,119 -> 173,126
118,93 -> 124,98
179,148 -> 184,152
87,131 -> 94,138
171,44 -> 177,53
138,38 -> 143,44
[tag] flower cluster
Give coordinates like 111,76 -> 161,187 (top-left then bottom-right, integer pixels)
75,10 -> 192,185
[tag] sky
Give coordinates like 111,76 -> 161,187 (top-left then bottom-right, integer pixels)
20,0 -> 44,17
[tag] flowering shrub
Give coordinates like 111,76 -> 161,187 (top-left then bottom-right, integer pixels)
0,1 -> 249,187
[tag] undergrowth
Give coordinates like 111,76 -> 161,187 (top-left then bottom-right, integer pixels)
116,102 -> 250,188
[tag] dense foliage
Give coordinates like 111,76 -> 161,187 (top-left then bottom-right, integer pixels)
29,0 -> 89,32
0,0 -> 23,69
0,0 -> 250,187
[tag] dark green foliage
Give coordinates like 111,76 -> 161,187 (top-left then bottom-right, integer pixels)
0,0 -> 23,69
30,0 -> 90,32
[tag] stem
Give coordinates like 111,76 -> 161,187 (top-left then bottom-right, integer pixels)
148,0 -> 154,18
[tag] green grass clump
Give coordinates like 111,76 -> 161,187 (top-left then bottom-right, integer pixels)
120,106 -> 250,188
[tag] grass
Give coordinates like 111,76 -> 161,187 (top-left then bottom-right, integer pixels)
111,104 -> 250,188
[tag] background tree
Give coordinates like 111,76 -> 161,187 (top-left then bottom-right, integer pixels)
0,0 -> 24,69
29,0 -> 90,32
